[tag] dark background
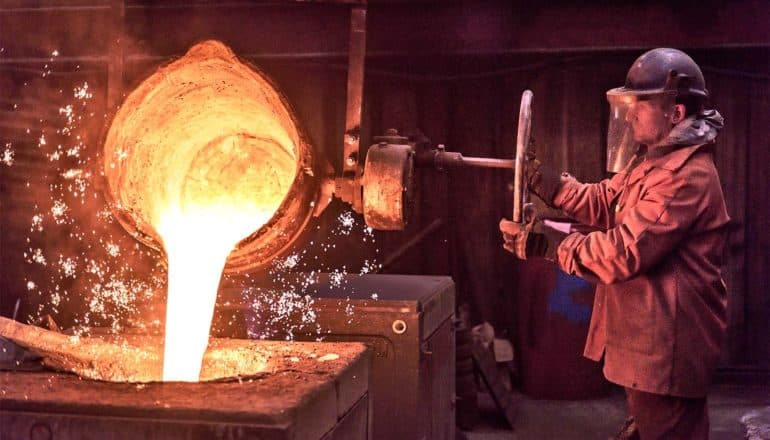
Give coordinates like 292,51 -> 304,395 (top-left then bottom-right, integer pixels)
1,0 -> 768,371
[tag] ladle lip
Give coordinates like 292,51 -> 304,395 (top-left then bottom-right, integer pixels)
226,147 -> 320,274
100,40 -> 322,275
218,51 -> 321,275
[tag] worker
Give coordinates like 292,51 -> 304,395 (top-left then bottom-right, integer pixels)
499,48 -> 729,440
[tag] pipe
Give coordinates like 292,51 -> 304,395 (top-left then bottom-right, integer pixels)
461,157 -> 514,169
416,150 -> 513,170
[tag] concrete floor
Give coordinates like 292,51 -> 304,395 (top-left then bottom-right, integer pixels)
462,383 -> 770,439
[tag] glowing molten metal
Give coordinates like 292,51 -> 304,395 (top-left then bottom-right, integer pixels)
103,41 -> 304,381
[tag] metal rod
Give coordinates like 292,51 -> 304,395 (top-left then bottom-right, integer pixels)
420,150 -> 514,170
461,157 -> 514,169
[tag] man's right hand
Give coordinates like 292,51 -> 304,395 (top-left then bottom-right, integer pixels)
526,158 -> 564,206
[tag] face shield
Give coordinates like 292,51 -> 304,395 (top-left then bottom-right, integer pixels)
605,93 -> 640,173
605,89 -> 676,173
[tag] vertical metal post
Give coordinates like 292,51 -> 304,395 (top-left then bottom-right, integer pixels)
332,3 -> 367,212
107,0 -> 125,110
342,5 -> 366,176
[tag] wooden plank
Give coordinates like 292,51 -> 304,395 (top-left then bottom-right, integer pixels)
745,79 -> 770,366
562,65 -> 598,179
472,339 -> 516,428
529,64 -> 565,171
365,1 -> 770,55
564,60 -> 626,182
373,79 -> 423,273
709,75 -> 749,364
106,0 -> 125,110
4,2 -> 766,66
123,3 -> 350,59
0,7 -> 111,59
416,82 -> 451,275
445,76 -> 507,324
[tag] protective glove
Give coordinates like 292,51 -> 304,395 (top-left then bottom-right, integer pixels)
499,217 -> 566,261
525,158 -> 563,207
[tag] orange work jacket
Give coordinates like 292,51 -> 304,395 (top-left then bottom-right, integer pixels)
553,143 -> 730,397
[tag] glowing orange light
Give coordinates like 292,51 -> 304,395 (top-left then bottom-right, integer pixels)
103,41 -> 301,381
158,207 -> 274,381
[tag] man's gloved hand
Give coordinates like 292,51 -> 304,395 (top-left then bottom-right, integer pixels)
526,158 -> 563,206
499,218 -> 565,261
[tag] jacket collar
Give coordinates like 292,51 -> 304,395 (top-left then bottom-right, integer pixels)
643,143 -> 712,172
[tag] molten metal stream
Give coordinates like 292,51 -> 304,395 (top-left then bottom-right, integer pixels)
103,41 -> 302,381
158,208 -> 273,381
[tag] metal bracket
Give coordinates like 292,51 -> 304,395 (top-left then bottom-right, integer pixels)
343,5 -> 366,175
333,3 -> 367,212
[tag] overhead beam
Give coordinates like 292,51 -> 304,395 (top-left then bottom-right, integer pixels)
0,1 -> 767,63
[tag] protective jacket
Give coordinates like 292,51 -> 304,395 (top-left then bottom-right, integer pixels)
552,142 -> 730,397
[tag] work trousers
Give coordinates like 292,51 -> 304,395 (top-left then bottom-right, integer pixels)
625,388 -> 709,439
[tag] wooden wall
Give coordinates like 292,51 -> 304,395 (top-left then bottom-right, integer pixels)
1,1 -> 768,367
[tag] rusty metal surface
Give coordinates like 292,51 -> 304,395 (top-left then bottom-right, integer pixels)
314,306 -> 454,440
342,5 -> 366,176
0,316 -> 367,385
320,394 -> 369,440
306,285 -> 455,440
225,274 -> 455,353
0,342 -> 370,439
221,274 -> 456,440
1,394 -> 369,440
333,4 -> 367,214
361,142 -> 414,230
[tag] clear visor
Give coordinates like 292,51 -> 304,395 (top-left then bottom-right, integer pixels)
606,94 -> 639,173
605,90 -> 676,173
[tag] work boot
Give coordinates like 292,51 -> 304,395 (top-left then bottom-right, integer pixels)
609,416 -> 640,440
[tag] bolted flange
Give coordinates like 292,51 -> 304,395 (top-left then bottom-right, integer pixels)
361,141 -> 414,230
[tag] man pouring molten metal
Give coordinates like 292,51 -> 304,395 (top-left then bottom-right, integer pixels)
499,48 -> 729,439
